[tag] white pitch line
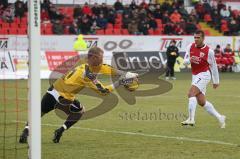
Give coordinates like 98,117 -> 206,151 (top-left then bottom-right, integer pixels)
14,120 -> 238,147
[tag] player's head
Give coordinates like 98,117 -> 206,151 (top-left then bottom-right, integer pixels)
170,40 -> 176,46
87,46 -> 104,67
194,30 -> 205,47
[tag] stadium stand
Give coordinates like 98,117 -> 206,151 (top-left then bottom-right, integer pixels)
0,0 -> 197,35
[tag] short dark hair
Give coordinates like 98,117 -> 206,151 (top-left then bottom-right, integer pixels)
195,30 -> 205,38
88,47 -> 103,58
171,40 -> 176,44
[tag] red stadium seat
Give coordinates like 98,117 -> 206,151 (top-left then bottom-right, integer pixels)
148,29 -> 154,35
204,14 -> 212,23
105,29 -> 113,35
114,23 -> 121,29
8,28 -> 18,34
203,29 -> 210,36
10,23 -> 19,28
113,29 -> 121,35
44,28 -> 53,34
96,29 -> 104,35
18,28 -> 27,35
1,22 -> 10,28
122,29 -> 129,35
0,28 -> 8,35
154,29 -> 162,35
107,23 -> 113,29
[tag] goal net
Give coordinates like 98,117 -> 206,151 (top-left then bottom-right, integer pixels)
0,1 -> 41,159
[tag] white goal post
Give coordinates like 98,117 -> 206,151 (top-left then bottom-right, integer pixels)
28,0 -> 41,159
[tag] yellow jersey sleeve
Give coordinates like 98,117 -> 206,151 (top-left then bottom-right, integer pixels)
89,64 -> 119,76
84,79 -> 115,96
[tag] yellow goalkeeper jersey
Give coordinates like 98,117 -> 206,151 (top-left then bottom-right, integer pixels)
53,64 -> 117,101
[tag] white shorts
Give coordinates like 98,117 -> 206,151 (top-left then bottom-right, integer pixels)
192,71 -> 211,94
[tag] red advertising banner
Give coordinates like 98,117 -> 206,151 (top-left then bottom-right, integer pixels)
45,51 -> 79,73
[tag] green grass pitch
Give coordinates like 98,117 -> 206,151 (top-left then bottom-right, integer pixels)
0,72 -> 240,159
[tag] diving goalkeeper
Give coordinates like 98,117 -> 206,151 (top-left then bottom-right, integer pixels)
19,46 -> 138,143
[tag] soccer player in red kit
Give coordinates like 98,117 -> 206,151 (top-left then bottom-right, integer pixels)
181,30 -> 226,128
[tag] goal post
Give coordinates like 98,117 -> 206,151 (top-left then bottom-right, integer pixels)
28,0 -> 41,159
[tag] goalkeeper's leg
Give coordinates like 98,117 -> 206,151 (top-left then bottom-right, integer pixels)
19,93 -> 56,143
53,99 -> 85,143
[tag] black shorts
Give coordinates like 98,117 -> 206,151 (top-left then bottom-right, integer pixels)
41,89 -> 82,114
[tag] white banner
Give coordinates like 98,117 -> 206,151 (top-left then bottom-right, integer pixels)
2,35 -> 236,53
1,35 -> 240,79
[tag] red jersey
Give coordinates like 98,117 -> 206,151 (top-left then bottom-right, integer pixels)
189,43 -> 209,75
184,43 -> 219,84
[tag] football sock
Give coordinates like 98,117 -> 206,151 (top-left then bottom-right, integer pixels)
63,112 -> 83,129
188,97 -> 197,121
204,101 -> 221,120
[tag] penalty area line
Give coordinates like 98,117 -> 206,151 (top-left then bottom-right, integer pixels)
14,120 -> 238,147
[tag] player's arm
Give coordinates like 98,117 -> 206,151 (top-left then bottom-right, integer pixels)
183,44 -> 191,65
85,78 -> 123,96
176,48 -> 179,57
99,64 -> 138,78
208,49 -> 220,88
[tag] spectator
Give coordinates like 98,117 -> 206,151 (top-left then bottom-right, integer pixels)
73,5 -> 82,19
99,3 -> 108,17
0,0 -> 8,10
148,16 -> 157,30
52,20 -> 64,35
165,40 -> 179,80
128,20 -> 139,35
63,15 -> 73,28
130,0 -> 137,10
122,14 -> 131,29
107,7 -> 116,24
114,0 -> 124,13
174,24 -> 184,35
214,44 -> 223,56
138,18 -> 149,35
148,2 -> 156,14
15,0 -> 25,18
41,8 -> 50,22
80,17 -> 91,34
195,1 -> 204,19
170,9 -> 181,23
69,21 -> 80,35
223,44 -> 232,53
161,0 -> 172,13
178,4 -> 189,20
123,5 -> 132,17
96,13 -> 108,29
162,11 -> 170,23
202,0 -> 211,14
41,0 -> 51,11
220,6 -> 230,19
82,3 -> 92,16
185,19 -> 197,35
228,19 -> 239,36
90,21 -> 100,34
49,5 -> 64,21
1,4 -> 15,23
91,3 -> 100,16
164,22 -> 174,35
217,0 -> 225,15
153,4 -> 162,19
140,0 -> 148,9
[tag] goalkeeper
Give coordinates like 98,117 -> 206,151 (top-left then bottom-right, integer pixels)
19,46 -> 138,143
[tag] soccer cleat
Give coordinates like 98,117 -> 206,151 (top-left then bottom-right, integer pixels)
171,77 -> 176,80
53,127 -> 64,143
19,128 -> 29,144
181,118 -> 195,126
219,115 -> 226,128
165,77 -> 170,80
